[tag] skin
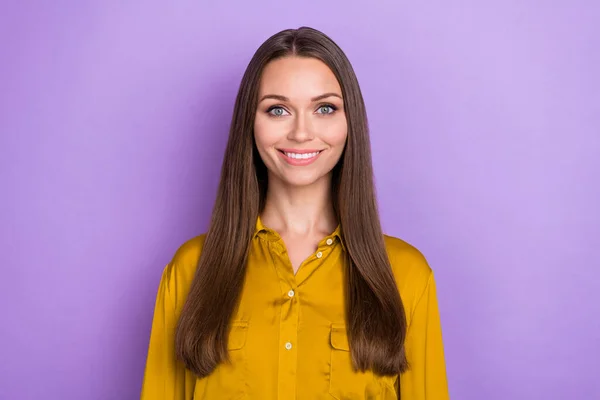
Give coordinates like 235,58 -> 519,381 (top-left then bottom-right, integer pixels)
253,56 -> 348,272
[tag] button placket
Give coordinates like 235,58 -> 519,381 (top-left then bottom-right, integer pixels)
268,241 -> 299,400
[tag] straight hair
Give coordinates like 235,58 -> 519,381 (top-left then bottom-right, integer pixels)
176,26 -> 408,377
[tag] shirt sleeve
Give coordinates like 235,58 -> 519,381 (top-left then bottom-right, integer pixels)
400,271 -> 450,399
140,264 -> 195,400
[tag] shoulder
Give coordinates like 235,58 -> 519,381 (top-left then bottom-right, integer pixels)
383,234 -> 433,317
161,234 -> 207,310
169,234 -> 207,271
383,234 -> 432,281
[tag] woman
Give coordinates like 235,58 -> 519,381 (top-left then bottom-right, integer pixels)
141,27 -> 449,400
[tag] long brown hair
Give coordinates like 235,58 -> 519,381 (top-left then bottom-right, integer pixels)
176,26 -> 408,378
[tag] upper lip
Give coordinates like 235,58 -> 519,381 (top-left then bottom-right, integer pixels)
277,148 -> 324,154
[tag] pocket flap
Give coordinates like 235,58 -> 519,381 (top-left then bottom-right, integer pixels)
330,323 -> 350,351
228,321 -> 249,350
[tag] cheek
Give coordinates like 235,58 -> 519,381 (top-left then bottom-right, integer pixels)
321,118 -> 348,147
254,115 -> 281,149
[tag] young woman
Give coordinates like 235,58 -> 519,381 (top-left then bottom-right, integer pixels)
141,27 -> 449,400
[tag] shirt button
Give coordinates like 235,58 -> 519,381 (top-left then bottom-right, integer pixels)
285,342 -> 292,350
287,290 -> 295,298
316,251 -> 323,258
326,238 -> 333,245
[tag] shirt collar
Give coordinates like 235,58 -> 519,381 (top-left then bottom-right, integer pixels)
253,215 -> 345,251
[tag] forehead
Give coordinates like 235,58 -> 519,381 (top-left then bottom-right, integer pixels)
258,56 -> 341,98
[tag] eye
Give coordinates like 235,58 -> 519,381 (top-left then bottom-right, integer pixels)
267,106 -> 290,117
316,104 -> 337,115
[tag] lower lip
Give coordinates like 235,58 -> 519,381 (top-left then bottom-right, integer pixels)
278,150 -> 323,166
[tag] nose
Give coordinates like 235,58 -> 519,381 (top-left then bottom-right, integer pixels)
287,111 -> 314,142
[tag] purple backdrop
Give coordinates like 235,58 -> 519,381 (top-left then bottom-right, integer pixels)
1,1 -> 599,399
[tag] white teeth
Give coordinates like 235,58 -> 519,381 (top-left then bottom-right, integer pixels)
284,151 -> 320,159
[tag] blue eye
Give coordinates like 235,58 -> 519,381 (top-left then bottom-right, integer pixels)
268,107 -> 289,117
317,105 -> 336,115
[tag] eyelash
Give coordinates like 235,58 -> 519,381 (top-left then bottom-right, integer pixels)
266,103 -> 338,117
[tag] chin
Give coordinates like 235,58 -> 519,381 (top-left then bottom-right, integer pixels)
279,172 -> 329,188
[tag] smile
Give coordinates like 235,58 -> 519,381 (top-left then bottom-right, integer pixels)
277,149 -> 324,166
282,151 -> 321,159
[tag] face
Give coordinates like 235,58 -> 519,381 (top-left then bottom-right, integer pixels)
254,56 -> 348,188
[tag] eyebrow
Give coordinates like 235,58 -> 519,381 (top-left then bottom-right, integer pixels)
259,92 -> 343,103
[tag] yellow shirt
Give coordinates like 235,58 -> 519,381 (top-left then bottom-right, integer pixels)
141,217 -> 449,399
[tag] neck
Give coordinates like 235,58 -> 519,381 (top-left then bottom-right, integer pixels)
260,173 -> 337,236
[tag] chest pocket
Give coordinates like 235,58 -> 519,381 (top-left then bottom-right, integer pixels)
193,321 -> 249,400
329,323 -> 397,400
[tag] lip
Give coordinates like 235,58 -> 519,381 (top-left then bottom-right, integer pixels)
277,148 -> 324,154
277,149 -> 324,166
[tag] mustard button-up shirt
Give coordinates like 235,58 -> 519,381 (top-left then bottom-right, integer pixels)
141,217 -> 449,399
